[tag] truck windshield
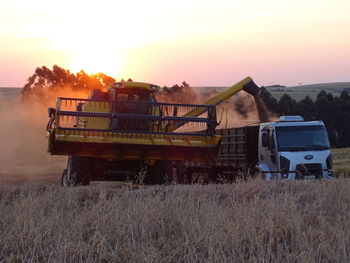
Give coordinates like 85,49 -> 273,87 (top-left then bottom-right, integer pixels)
275,125 -> 330,151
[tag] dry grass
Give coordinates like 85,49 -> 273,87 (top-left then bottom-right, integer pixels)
1,179 -> 350,262
333,147 -> 350,178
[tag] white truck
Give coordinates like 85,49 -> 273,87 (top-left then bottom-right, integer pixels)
256,116 -> 334,180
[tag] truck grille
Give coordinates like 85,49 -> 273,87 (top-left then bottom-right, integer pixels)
295,163 -> 322,179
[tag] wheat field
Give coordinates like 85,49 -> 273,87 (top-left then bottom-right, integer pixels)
1,179 -> 350,263
333,148 -> 350,178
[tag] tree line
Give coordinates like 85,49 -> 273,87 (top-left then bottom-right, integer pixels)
21,65 -> 115,103
259,87 -> 350,147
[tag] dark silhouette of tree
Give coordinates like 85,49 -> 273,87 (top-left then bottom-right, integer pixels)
340,90 -> 350,101
260,88 -> 350,147
297,95 -> 315,120
22,65 -> 116,103
160,82 -> 197,103
278,94 -> 298,115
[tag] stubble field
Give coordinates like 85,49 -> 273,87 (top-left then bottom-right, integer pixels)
1,179 -> 350,262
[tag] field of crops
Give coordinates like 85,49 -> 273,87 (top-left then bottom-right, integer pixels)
0,147 -> 349,263
333,147 -> 350,178
1,179 -> 350,262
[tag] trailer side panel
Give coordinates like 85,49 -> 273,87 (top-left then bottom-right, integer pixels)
214,125 -> 259,169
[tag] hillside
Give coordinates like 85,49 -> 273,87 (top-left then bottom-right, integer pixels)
0,88 -> 21,102
198,82 -> 350,101
265,82 -> 350,101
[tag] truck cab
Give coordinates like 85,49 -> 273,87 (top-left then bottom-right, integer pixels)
257,116 -> 335,179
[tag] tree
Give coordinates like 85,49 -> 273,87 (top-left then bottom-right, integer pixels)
297,95 -> 315,120
21,65 -> 116,104
160,82 -> 197,103
340,90 -> 350,101
278,94 -> 298,115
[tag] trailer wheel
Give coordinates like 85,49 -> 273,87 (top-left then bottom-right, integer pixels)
61,156 -> 90,187
186,168 -> 209,184
134,164 -> 148,184
176,161 -> 185,184
147,161 -> 171,185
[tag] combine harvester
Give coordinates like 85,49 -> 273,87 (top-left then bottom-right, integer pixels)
46,77 -> 335,186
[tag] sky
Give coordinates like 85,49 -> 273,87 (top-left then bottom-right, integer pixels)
0,0 -> 349,87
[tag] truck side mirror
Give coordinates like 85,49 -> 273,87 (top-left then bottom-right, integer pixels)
269,131 -> 275,150
262,133 -> 269,148
330,130 -> 339,148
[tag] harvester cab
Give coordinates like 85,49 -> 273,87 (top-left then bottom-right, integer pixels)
75,81 -> 161,131
108,81 -> 160,103
109,81 -> 161,132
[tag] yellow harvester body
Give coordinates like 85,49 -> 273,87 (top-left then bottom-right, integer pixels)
47,78 -> 259,162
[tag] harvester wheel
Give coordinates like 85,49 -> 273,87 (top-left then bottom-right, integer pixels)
61,169 -> 69,186
175,161 -> 185,184
61,156 -> 90,187
61,169 -> 79,187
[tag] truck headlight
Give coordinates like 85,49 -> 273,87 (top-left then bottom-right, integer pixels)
280,156 -> 290,179
327,170 -> 334,176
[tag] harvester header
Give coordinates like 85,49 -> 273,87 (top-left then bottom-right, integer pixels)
48,97 -> 220,161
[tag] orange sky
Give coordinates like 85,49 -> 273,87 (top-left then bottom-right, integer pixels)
0,0 -> 349,87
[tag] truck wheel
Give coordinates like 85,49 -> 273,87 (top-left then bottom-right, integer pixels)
61,156 -> 90,187
253,169 -> 264,180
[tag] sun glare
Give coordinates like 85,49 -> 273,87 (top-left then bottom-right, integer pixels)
70,48 -> 123,77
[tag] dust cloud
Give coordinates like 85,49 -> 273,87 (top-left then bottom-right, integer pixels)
158,83 -> 275,129
0,87 -> 90,184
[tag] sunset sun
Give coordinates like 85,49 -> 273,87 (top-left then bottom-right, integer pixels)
69,48 -> 123,77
